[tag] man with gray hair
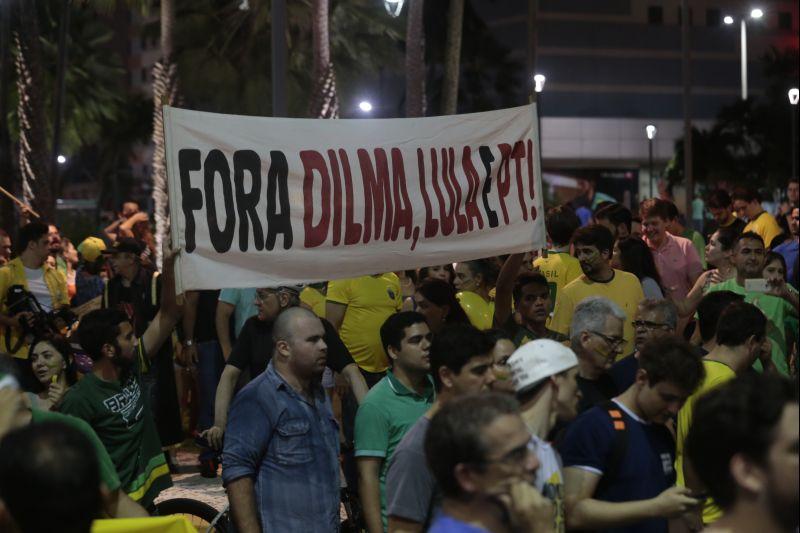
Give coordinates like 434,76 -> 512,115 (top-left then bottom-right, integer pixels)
609,299 -> 678,391
569,296 -> 626,413
223,306 -> 341,532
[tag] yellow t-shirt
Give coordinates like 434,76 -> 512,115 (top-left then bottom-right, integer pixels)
549,270 -> 644,357
456,291 -> 495,330
534,251 -> 582,324
675,359 -> 736,524
327,273 -> 402,373
743,211 -> 783,248
300,286 -> 327,318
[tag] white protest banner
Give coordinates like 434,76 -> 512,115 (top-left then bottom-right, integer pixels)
164,104 -> 545,292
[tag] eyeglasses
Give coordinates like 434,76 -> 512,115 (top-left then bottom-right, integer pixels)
255,290 -> 277,301
589,330 -> 625,350
632,320 -> 670,330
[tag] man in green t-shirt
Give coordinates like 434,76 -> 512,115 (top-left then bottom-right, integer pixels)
707,232 -> 799,375
0,368 -> 146,518
59,250 -> 181,509
355,312 -> 435,533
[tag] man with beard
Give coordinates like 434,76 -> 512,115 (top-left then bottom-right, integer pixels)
223,307 -> 340,533
686,373 -> 798,533
58,249 -> 180,510
550,225 -> 644,357
561,335 -> 706,533
707,232 -> 798,375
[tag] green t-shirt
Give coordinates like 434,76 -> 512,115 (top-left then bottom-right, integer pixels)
707,279 -> 797,375
682,228 -> 707,268
354,371 -> 435,530
58,342 -> 171,508
503,316 -> 567,347
30,408 -> 121,492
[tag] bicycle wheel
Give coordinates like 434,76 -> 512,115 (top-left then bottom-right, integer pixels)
156,498 -> 231,533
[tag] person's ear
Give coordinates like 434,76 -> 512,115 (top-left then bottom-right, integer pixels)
730,453 -> 767,495
439,366 -> 455,389
387,344 -> 400,362
102,342 -> 116,359
275,339 -> 291,359
634,368 -> 649,387
453,463 -> 480,494
579,330 -> 592,349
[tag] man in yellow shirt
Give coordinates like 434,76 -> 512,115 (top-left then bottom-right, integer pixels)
733,187 -> 783,248
534,205 -> 583,315
0,222 -> 69,371
675,301 -> 768,529
326,273 -> 402,379
550,225 -> 644,357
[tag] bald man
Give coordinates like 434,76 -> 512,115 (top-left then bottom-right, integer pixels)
222,307 -> 340,533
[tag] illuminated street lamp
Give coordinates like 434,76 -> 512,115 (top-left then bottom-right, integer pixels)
645,125 -> 657,198
358,100 -> 373,113
722,7 -> 764,100
533,73 -> 546,93
56,155 -> 67,165
384,0 -> 404,17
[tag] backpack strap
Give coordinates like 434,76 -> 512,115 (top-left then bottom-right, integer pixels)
597,400 -> 629,494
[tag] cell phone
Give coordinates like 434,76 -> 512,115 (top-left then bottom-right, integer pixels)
744,278 -> 769,293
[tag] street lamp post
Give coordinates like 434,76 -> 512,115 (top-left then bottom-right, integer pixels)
790,88 -> 799,179
646,125 -> 657,198
724,8 -> 763,101
533,74 -> 546,165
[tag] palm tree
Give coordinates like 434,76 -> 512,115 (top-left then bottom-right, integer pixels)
308,0 -> 338,119
151,0 -> 181,267
14,0 -> 53,222
441,0 -> 463,115
405,0 -> 425,117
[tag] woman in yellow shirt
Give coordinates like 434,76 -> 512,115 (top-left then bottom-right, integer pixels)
454,259 -> 497,330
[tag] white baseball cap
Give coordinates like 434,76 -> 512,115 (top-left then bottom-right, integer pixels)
508,339 -> 579,394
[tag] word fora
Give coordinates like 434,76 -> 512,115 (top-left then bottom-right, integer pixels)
177,141 -> 538,253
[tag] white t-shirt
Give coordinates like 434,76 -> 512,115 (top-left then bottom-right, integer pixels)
530,434 -> 565,532
23,267 -> 53,311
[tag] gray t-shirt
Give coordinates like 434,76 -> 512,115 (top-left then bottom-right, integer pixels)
385,416 -> 438,525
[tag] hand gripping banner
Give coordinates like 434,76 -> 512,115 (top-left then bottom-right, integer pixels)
164,104 -> 545,292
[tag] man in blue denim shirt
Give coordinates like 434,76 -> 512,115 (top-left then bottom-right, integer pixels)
222,307 -> 340,532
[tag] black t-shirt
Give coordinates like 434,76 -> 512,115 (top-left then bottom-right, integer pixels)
576,373 -> 618,414
227,315 -> 355,382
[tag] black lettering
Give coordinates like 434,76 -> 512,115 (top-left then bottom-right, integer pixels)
178,149 -> 203,253
233,150 -> 264,251
204,150 -> 236,253
479,146 -> 499,228
265,151 -> 293,250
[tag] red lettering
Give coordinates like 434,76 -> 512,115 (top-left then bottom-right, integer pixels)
446,147 -> 469,234
390,149 -> 413,241
432,148 -> 454,236
339,149 -> 362,245
497,143 -> 513,225
327,150 -> 343,246
417,149 -> 438,238
511,141 -> 528,221
358,148 -> 393,243
300,150 -> 331,248
461,147 -> 484,231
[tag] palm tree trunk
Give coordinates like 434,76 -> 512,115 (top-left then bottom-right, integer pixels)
151,0 -> 181,267
0,0 -> 16,232
405,0 -> 425,117
441,0 -> 463,115
14,0 -> 54,222
308,0 -> 338,119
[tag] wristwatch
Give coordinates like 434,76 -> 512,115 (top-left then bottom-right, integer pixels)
183,339 -> 195,347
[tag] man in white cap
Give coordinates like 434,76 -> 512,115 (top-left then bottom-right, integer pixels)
508,339 -> 582,533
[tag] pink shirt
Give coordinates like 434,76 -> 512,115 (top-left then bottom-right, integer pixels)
645,232 -> 703,300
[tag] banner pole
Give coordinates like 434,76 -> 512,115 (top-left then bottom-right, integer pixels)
0,185 -> 40,218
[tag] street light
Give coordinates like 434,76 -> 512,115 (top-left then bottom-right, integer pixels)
56,155 -> 67,165
645,125 -> 657,198
358,100 -> 373,113
790,88 -> 799,179
384,0 -> 405,17
722,7 -> 764,100
533,73 -> 546,93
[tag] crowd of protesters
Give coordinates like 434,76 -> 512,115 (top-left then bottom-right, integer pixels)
0,179 -> 797,533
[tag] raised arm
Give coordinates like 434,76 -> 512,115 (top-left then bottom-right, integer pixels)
494,253 -> 525,328
140,249 -> 181,358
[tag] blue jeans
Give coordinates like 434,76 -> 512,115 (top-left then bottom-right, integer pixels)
197,340 -> 224,460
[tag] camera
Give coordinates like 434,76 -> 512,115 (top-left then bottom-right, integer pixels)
3,285 -> 77,353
